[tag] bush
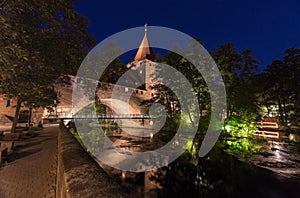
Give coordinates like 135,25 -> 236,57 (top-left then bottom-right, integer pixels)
221,115 -> 261,157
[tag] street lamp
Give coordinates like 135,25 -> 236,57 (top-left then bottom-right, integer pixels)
54,100 -> 57,118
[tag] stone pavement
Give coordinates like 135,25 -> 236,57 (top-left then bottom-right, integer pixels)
0,126 -> 58,198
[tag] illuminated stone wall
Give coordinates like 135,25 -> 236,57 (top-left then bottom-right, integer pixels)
0,95 -> 43,127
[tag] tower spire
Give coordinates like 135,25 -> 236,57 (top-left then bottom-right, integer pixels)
133,24 -> 154,61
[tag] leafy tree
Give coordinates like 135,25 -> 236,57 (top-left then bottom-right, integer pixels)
100,58 -> 127,84
283,47 -> 300,125
0,0 -> 94,132
210,44 -> 262,155
260,47 -> 300,126
262,60 -> 291,124
147,48 -> 208,130
211,43 -> 242,117
211,44 -> 259,120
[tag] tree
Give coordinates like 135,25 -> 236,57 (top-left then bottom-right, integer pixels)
211,44 -> 259,120
145,51 -> 182,124
284,47 -> 300,125
260,47 -> 300,126
146,43 -> 211,132
100,58 -> 127,84
211,43 -> 242,117
262,60 -> 291,124
233,49 -> 259,117
0,0 -> 94,132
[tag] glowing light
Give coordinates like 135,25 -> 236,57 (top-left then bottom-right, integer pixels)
225,125 -> 232,131
255,131 -> 280,138
150,133 -> 153,139
289,134 -> 295,141
121,171 -> 126,180
272,142 -> 282,160
256,121 -> 279,129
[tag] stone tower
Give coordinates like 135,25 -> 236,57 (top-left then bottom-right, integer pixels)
126,24 -> 156,93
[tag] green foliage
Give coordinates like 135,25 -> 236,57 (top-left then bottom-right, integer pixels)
76,101 -> 106,115
198,114 -> 210,133
75,101 -> 107,125
69,127 -> 85,148
72,102 -> 108,150
161,113 -> 180,131
100,58 -> 128,83
147,45 -> 211,132
151,152 -> 214,197
221,115 -> 260,157
258,47 -> 300,126
93,102 -> 106,114
211,44 -> 259,118
28,126 -> 43,131
0,0 -> 94,132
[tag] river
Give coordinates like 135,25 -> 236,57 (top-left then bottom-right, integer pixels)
90,126 -> 300,197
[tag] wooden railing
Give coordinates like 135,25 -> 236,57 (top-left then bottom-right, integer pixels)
254,130 -> 280,138
256,121 -> 279,129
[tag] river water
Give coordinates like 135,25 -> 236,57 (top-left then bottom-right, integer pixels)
93,126 -> 300,198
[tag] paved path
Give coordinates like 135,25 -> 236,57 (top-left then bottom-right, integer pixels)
0,126 -> 58,198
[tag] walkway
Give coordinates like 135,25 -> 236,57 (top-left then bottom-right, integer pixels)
0,126 -> 58,198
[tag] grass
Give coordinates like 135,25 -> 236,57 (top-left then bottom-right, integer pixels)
28,126 -> 43,131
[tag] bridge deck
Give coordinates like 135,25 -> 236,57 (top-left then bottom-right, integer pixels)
44,114 -> 152,120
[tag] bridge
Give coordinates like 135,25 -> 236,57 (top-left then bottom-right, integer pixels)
254,120 -> 282,139
51,80 -> 153,126
255,130 -> 281,139
43,113 -> 154,127
44,114 -> 152,120
256,121 -> 279,129
42,28 -> 157,128
2,27 -> 158,129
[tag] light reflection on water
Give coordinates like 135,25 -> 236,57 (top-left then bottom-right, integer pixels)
95,126 -> 300,197
251,133 -> 300,178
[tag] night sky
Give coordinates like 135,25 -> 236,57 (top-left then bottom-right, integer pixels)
74,0 -> 300,70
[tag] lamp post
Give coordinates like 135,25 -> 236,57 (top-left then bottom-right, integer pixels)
54,100 -> 57,118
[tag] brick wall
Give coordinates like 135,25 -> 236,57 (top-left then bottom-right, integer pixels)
0,95 -> 43,126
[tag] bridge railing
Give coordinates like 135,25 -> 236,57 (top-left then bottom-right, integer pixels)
44,114 -> 151,119
254,131 -> 280,138
256,121 -> 279,129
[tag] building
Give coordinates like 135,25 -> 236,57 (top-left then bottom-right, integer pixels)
0,96 -> 43,129
0,25 -> 157,128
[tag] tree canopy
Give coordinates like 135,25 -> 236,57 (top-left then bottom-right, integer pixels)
0,0 -> 94,132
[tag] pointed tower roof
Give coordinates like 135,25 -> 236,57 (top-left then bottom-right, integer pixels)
133,24 -> 154,61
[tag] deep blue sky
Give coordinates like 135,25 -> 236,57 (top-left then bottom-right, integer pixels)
74,0 -> 300,70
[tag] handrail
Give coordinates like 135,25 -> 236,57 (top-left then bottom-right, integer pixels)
44,114 -> 152,119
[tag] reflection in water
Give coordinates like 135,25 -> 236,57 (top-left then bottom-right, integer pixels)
94,126 -> 300,198
251,134 -> 300,177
